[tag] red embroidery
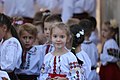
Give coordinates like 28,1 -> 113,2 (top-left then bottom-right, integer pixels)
46,45 -> 50,54
53,56 -> 56,74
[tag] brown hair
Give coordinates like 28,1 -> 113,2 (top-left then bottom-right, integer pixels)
45,14 -> 62,22
18,23 -> 38,37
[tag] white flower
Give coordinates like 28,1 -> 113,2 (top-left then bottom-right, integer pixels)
79,30 -> 84,35
110,19 -> 118,29
76,33 -> 80,38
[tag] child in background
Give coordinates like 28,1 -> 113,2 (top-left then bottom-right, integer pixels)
70,24 -> 91,79
80,19 -> 100,80
99,19 -> 120,80
87,16 -> 100,46
33,21 -> 46,45
15,23 -> 44,80
44,14 -> 62,44
0,13 -> 22,80
43,14 -> 62,55
38,22 -> 84,80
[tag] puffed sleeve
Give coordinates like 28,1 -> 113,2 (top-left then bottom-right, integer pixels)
66,53 -> 85,80
100,39 -> 119,65
1,41 -> 21,71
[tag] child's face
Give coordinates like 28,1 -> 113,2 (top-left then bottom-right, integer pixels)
101,24 -> 113,39
51,27 -> 67,49
20,31 -> 36,49
44,22 -> 52,40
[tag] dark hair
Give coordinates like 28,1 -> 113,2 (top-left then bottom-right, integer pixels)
0,13 -> 20,40
86,16 -> 97,30
70,24 -> 84,65
79,19 -> 93,37
45,14 -> 62,22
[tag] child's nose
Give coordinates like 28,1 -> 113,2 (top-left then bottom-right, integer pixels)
25,38 -> 30,42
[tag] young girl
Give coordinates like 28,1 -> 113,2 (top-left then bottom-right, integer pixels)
99,19 -> 120,80
69,24 -> 92,79
15,23 -> 44,80
38,22 -> 84,80
0,13 -> 22,80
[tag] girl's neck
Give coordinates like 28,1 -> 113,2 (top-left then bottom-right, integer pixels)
75,44 -> 81,53
53,47 -> 68,56
85,36 -> 90,41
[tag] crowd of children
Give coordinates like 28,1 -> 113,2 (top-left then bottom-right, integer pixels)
0,5 -> 120,80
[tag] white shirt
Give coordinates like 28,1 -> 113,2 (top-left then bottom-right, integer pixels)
37,0 -> 96,23
76,50 -> 91,79
38,51 -> 84,80
15,45 -> 44,75
0,37 -> 22,72
81,40 -> 100,80
3,0 -> 37,18
100,39 -> 119,65
81,40 -> 98,66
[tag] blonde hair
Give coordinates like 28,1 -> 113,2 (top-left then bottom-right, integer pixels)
18,23 -> 38,37
104,19 -> 119,33
50,22 -> 70,39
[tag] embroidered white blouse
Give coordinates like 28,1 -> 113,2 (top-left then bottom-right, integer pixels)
100,39 -> 119,65
76,50 -> 91,79
0,37 -> 22,71
15,45 -> 45,75
38,51 -> 84,80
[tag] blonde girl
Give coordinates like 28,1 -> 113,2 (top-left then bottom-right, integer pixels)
38,22 -> 84,80
99,19 -> 120,80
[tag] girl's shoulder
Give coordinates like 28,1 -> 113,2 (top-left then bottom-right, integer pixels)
104,39 -> 119,49
3,37 -> 21,46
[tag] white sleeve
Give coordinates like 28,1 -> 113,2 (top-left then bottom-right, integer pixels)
100,39 -> 119,65
76,51 -> 91,79
66,53 -> 85,80
61,0 -> 74,23
1,44 -> 18,71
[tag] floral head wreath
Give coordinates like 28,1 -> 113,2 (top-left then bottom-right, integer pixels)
110,19 -> 118,29
76,29 -> 84,38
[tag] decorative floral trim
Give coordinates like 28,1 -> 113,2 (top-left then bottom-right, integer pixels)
76,30 -> 84,38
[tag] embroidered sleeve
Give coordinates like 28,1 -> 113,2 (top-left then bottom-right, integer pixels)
67,62 -> 85,80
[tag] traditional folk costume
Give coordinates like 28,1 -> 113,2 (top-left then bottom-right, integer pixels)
38,51 -> 85,80
76,50 -> 91,79
81,40 -> 100,80
0,37 -> 22,80
99,39 -> 120,80
15,45 -> 45,80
